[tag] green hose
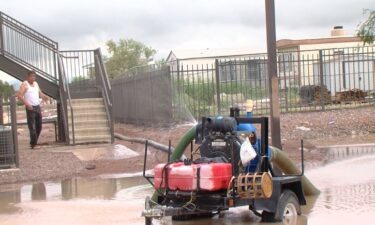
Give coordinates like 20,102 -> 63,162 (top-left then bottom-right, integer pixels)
170,126 -> 197,161
151,126 -> 197,202
269,146 -> 320,196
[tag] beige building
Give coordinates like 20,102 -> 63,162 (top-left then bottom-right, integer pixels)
276,26 -> 375,93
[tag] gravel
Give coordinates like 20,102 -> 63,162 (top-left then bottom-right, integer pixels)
0,106 -> 374,185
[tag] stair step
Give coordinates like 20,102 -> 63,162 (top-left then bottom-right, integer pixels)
67,104 -> 106,113
66,97 -> 111,144
69,119 -> 108,128
68,111 -> 107,121
69,98 -> 104,106
70,134 -> 111,144
68,109 -> 106,117
69,127 -> 110,136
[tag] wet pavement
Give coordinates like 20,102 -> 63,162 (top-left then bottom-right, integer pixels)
0,145 -> 375,225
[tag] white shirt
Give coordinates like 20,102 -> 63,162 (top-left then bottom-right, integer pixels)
24,81 -> 40,106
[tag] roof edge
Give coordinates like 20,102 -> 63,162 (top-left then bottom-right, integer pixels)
277,36 -> 362,49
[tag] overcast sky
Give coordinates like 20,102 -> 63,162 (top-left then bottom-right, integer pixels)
0,0 -> 374,81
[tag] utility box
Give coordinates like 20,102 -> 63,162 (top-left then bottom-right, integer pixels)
0,125 -> 15,168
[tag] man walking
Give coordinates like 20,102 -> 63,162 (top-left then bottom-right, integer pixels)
17,71 -> 49,149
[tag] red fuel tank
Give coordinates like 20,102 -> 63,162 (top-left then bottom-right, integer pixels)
154,162 -> 232,191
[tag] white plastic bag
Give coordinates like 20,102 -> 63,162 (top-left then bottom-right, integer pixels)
240,137 -> 257,166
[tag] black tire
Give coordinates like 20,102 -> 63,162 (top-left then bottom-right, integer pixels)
172,212 -> 214,221
172,214 -> 194,221
274,190 -> 301,222
262,190 -> 300,222
145,217 -> 152,225
261,210 -> 276,222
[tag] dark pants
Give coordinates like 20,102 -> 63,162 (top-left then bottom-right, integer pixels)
26,105 -> 42,147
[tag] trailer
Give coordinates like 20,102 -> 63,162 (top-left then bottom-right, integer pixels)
142,112 -> 306,224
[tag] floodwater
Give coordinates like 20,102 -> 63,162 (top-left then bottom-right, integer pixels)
1,146 -> 375,225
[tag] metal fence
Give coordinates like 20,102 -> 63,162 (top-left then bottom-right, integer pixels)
112,65 -> 172,124
112,46 -> 375,124
59,50 -> 100,98
172,46 -> 375,120
277,46 -> 375,112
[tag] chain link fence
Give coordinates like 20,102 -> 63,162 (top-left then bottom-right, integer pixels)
112,65 -> 173,125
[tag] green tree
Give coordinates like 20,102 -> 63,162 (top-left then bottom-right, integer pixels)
105,39 -> 157,78
155,58 -> 167,67
0,80 -> 14,100
357,9 -> 375,44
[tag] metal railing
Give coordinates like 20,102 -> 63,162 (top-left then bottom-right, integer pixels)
57,54 -> 74,144
171,63 -> 218,120
94,49 -> 114,143
59,50 -> 98,145
60,49 -> 114,143
0,11 -> 58,83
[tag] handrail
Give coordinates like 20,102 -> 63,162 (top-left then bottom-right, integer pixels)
57,53 -> 75,144
94,49 -> 114,143
95,49 -> 112,104
2,21 -> 57,50
96,49 -> 112,93
0,11 -> 57,47
0,14 -> 4,54
0,11 -> 59,82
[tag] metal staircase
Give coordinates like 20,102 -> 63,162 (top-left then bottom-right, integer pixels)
0,11 -> 114,144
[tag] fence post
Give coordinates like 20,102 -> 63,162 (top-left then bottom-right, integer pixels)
176,61 -> 181,120
0,95 -> 3,125
282,54 -> 289,113
215,59 -> 221,114
10,96 -> 19,167
167,66 -> 173,122
318,50 -> 325,111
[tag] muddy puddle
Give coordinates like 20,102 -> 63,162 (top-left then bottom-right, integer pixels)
0,145 -> 375,225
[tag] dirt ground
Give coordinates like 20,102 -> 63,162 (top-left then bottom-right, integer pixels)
0,106 -> 374,185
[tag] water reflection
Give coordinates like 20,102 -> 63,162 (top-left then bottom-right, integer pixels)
0,176 -> 147,216
170,210 -> 308,225
31,183 -> 46,201
0,190 -> 21,214
0,146 -> 374,225
61,179 -> 117,200
305,154 -> 375,225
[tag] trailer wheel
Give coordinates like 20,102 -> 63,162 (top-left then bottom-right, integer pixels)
261,211 -> 276,222
275,190 -> 301,221
262,190 -> 300,222
145,217 -> 152,225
